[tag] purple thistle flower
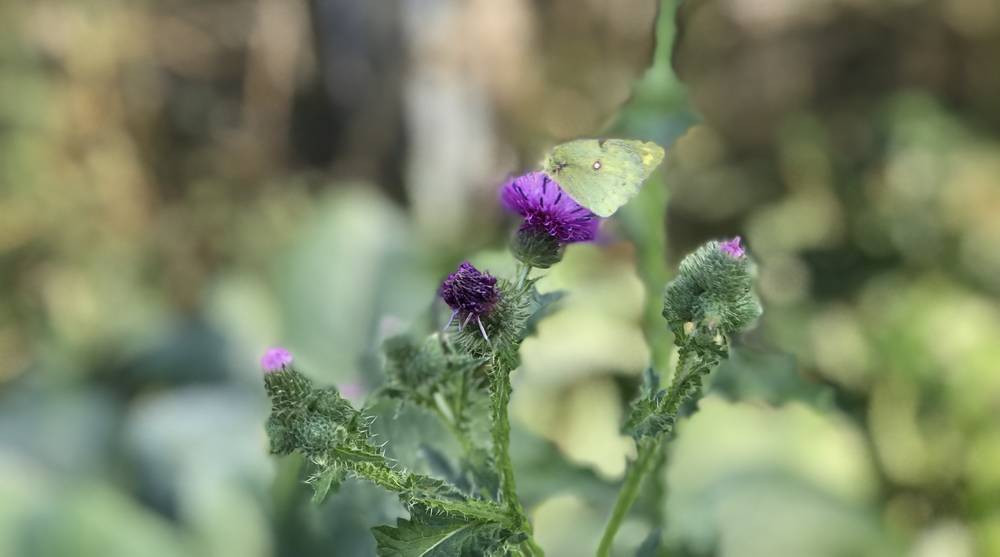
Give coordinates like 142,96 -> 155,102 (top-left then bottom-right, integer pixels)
260,347 -> 293,373
439,261 -> 500,341
720,236 -> 746,258
500,172 -> 600,244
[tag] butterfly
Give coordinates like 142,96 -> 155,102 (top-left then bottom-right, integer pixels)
542,138 -> 665,217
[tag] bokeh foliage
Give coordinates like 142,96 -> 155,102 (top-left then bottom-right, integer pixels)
2,1 -> 999,556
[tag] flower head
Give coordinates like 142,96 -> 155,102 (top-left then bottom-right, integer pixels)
501,172 -> 599,244
663,239 -> 760,337
720,236 -> 745,258
261,347 -> 293,373
439,261 -> 500,339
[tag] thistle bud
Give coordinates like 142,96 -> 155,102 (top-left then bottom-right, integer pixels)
260,351 -> 367,459
298,414 -> 349,453
510,226 -> 565,268
719,236 -> 746,258
261,348 -> 313,413
440,261 -> 502,342
662,238 -> 762,338
261,347 -> 293,373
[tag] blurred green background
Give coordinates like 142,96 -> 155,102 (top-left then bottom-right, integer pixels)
2,1 -> 999,556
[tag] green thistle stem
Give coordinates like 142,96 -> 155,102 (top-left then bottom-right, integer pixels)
597,345 -> 720,555
431,401 -> 478,461
490,353 -> 525,520
488,262 -> 540,549
596,438 -> 659,557
331,446 -> 511,525
498,263 -> 531,517
515,263 -> 532,289
489,347 -> 545,554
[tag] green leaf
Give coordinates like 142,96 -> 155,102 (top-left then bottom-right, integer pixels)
308,464 -> 347,504
623,368 -> 671,440
372,510 -> 510,557
635,529 -> 661,557
523,289 -> 566,338
510,425 -> 617,508
378,333 -> 488,409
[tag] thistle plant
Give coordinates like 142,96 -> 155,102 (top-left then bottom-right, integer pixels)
597,236 -> 761,556
259,148 -> 762,556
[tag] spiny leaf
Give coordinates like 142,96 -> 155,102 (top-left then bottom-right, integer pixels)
420,445 -> 463,490
378,333 -> 488,411
307,464 -> 347,504
372,509 -> 510,557
522,289 -> 567,337
417,442 -> 498,501
624,330 -> 726,441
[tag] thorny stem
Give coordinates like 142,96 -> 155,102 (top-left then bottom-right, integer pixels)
647,441 -> 669,527
432,403 -> 478,460
490,353 -> 526,521
596,346 -> 716,556
627,175 -> 673,534
491,261 -> 542,552
515,262 -> 532,289
330,446 -> 511,525
596,439 -> 659,557
489,355 -> 543,553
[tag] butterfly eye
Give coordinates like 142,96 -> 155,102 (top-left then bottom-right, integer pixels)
592,161 -> 602,171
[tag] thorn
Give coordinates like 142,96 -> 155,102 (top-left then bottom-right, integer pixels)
444,309 -> 457,330
477,316 -> 490,342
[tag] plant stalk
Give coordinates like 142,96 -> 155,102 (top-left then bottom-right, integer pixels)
515,263 -> 532,289
491,359 -> 524,518
596,438 -> 659,557
332,446 -> 511,525
490,262 -> 542,550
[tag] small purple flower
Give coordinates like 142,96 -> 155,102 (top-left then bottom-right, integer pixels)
439,261 -> 500,340
500,172 -> 599,244
260,347 -> 293,373
720,236 -> 746,258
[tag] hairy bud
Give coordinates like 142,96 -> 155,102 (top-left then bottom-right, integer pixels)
510,227 -> 565,269
626,238 -> 762,441
662,237 -> 761,338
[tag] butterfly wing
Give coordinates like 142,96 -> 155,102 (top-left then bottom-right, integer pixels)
544,139 -> 665,217
544,140 -> 613,216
